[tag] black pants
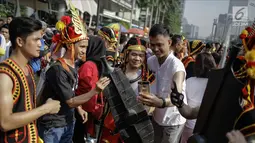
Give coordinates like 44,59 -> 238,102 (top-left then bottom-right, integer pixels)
73,110 -> 86,143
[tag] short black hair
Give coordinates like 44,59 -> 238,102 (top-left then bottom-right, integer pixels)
215,42 -> 220,45
0,24 -> 9,31
120,34 -> 127,45
9,17 -> 42,49
172,34 -> 182,46
149,24 -> 172,38
195,52 -> 216,78
205,42 -> 214,50
7,15 -> 14,19
0,19 -> 4,22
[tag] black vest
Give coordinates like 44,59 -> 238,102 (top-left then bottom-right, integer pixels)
0,59 -> 38,143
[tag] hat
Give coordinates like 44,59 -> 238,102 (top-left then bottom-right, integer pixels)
52,0 -> 88,63
98,27 -> 118,50
188,40 -> 205,56
122,37 -> 148,80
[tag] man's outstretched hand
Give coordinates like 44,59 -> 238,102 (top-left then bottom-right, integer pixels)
95,77 -> 111,93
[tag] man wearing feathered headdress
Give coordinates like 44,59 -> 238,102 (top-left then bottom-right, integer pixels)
37,1 -> 110,142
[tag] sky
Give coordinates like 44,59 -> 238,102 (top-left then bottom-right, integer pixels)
183,0 -> 230,38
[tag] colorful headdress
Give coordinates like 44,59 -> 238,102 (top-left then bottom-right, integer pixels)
98,27 -> 118,66
188,40 -> 205,56
234,21 -> 255,138
98,27 -> 118,50
52,0 -> 88,63
121,37 -> 154,83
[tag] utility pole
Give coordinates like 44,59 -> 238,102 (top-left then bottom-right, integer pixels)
130,0 -> 136,29
144,7 -> 149,28
96,0 -> 101,28
15,0 -> 21,17
154,0 -> 159,24
149,3 -> 154,28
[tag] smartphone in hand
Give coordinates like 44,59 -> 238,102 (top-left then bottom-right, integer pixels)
138,81 -> 150,94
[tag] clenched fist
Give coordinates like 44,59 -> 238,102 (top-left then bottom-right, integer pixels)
45,98 -> 61,114
95,77 -> 111,93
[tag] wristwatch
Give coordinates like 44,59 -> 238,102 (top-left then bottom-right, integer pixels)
159,97 -> 166,108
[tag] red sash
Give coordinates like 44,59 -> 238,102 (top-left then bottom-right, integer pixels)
182,56 -> 195,68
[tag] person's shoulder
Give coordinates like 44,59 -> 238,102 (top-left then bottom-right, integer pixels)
79,61 -> 98,73
82,61 -> 97,68
170,55 -> 184,66
46,62 -> 63,75
148,55 -> 157,63
0,72 -> 13,89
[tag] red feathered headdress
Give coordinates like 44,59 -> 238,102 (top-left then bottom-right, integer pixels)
52,0 -> 89,63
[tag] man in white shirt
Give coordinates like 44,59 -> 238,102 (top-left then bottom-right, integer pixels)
138,24 -> 187,143
0,24 -> 11,61
0,34 -> 6,62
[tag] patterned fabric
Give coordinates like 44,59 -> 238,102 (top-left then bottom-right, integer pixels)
0,59 -> 38,143
103,68 -> 154,143
182,56 -> 195,69
188,40 -> 205,56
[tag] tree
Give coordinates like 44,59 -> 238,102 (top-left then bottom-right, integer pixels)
136,0 -> 182,33
0,3 -> 27,18
163,0 -> 182,34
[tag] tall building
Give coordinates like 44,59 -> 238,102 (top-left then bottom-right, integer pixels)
227,0 -> 249,39
215,14 -> 228,42
182,23 -> 199,39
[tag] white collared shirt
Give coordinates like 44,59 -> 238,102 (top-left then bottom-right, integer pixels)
147,52 -> 187,126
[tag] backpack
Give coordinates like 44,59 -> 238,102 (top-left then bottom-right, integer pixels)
36,59 -> 77,106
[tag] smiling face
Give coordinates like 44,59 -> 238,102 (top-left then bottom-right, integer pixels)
149,35 -> 171,58
74,39 -> 88,60
127,50 -> 146,69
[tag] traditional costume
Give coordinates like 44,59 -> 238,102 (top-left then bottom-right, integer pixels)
121,37 -> 155,90
233,25 -> 255,140
0,60 -> 38,143
182,40 -> 205,79
98,27 -> 120,67
100,57 -> 155,143
121,37 -> 156,114
37,1 -> 89,142
189,24 -> 255,142
74,36 -> 122,143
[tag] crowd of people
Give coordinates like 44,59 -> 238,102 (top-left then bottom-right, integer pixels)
0,2 -> 252,143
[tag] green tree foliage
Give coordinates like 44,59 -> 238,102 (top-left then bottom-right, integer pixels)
136,0 -> 152,8
136,0 -> 182,34
164,1 -> 181,34
0,3 -> 27,18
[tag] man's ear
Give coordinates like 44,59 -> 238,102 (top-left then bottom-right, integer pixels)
168,39 -> 172,47
16,37 -> 24,47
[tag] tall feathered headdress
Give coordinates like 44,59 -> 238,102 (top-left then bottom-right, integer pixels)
234,20 -> 255,138
52,0 -> 88,63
